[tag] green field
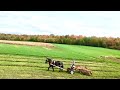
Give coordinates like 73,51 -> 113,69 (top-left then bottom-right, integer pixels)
0,42 -> 120,79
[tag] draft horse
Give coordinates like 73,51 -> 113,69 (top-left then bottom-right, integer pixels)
45,57 -> 64,72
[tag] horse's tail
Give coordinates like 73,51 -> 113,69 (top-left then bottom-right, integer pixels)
61,65 -> 64,68
61,63 -> 64,68
59,62 -> 64,68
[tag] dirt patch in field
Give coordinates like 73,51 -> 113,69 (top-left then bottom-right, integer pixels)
0,40 -> 54,48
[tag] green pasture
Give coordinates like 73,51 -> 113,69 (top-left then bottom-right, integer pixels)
0,43 -> 120,79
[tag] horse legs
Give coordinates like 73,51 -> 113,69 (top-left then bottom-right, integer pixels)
59,69 -> 61,72
48,65 -> 51,71
48,66 -> 50,71
48,66 -> 54,71
52,66 -> 54,72
59,67 -> 63,72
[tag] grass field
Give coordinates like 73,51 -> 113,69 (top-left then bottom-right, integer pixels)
0,40 -> 120,79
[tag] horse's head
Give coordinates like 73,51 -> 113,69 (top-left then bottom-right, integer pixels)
45,59 -> 48,64
45,57 -> 52,64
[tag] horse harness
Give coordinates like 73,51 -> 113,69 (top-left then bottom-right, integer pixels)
49,60 -> 65,70
49,60 -> 56,66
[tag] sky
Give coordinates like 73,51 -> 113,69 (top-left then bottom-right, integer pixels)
0,11 -> 120,37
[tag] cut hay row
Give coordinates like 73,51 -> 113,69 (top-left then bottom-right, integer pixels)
0,40 -> 54,48
0,54 -> 120,79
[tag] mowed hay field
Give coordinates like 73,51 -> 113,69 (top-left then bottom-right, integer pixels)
0,40 -> 120,79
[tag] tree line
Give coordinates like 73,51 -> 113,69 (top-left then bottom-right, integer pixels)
0,33 -> 120,50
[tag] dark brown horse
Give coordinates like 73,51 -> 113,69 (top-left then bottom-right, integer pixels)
45,58 -> 64,72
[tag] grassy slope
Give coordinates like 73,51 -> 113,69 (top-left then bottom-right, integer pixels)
0,43 -> 120,79
0,43 -> 120,61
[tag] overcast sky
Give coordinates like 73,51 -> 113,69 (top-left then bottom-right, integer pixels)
0,11 -> 120,37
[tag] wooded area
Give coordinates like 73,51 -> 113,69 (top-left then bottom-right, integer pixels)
0,33 -> 120,50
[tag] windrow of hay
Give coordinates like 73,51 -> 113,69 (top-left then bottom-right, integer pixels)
99,55 -> 120,63
0,40 -> 54,48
